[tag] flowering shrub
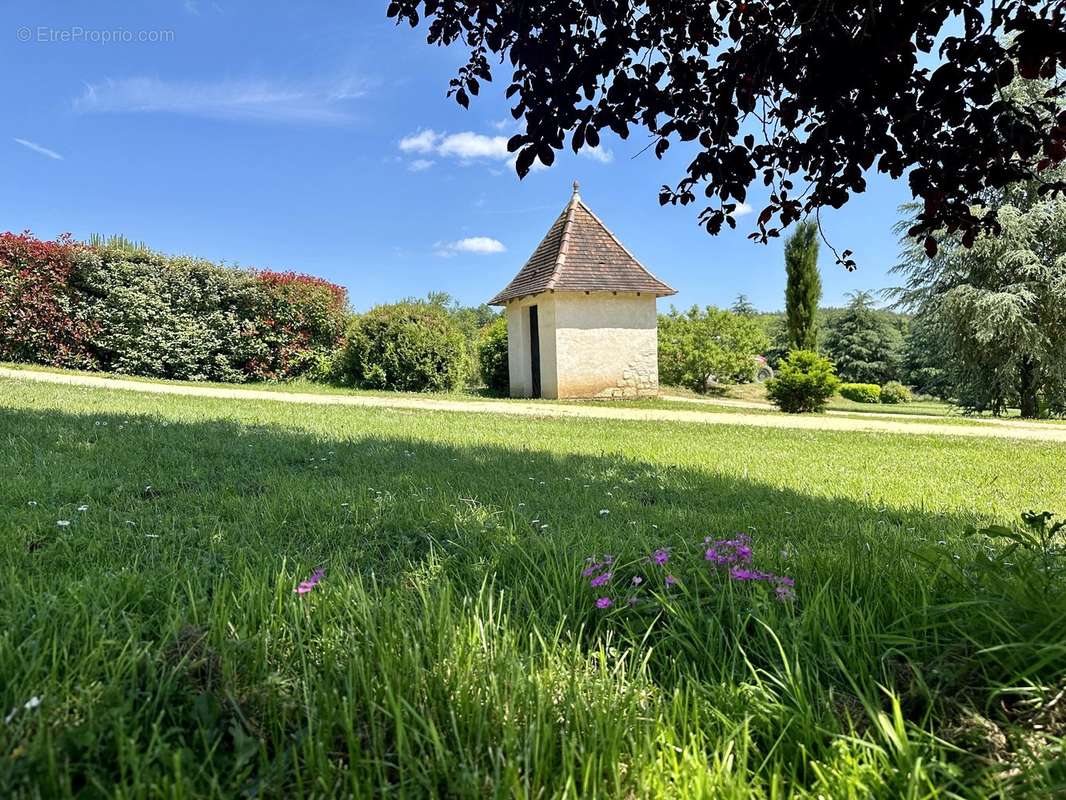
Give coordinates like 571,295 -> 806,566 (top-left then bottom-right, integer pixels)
582,533 -> 795,611
0,233 -> 97,368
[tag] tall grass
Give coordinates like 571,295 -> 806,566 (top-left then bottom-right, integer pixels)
1,379 -> 1064,797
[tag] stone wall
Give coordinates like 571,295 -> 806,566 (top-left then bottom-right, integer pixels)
504,291 -> 661,399
553,292 -> 659,399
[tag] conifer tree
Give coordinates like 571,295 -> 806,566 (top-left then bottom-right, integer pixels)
822,291 -> 904,384
783,222 -> 821,351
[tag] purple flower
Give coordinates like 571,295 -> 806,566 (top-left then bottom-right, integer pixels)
595,597 -> 613,609
650,548 -> 670,566
664,575 -> 678,587
705,536 -> 754,566
589,571 -> 613,588
295,568 -> 326,595
729,567 -> 773,582
581,563 -> 602,578
631,575 -> 643,586
775,585 -> 797,602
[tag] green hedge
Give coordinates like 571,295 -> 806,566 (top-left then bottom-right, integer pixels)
0,234 -> 348,383
338,302 -> 468,392
477,316 -> 509,393
839,383 -> 882,403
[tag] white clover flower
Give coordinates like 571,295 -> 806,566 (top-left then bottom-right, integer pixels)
77,505 -> 89,512
599,509 -> 610,516
56,520 -> 71,527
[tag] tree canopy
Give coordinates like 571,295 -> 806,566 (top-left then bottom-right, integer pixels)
658,305 -> 769,391
892,80 -> 1066,417
389,0 -> 1066,265
893,188 -> 1066,417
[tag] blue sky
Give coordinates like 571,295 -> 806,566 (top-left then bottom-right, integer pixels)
2,0 -> 914,312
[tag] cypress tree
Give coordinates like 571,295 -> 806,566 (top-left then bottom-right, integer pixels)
783,221 -> 821,351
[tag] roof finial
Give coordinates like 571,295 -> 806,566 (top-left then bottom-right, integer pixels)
572,179 -> 580,197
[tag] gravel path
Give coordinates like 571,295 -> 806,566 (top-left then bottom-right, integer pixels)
4,366 -> 1065,443
659,393 -> 1055,426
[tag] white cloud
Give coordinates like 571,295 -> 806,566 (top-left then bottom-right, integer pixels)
400,129 -> 511,164
73,76 -> 366,124
401,128 -> 614,173
579,145 -> 614,164
434,236 -> 507,257
13,138 -> 63,160
438,131 -> 510,160
730,202 -> 753,217
399,129 -> 441,153
408,158 -> 434,172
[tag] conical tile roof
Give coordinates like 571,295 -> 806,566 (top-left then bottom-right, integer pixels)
489,183 -> 676,305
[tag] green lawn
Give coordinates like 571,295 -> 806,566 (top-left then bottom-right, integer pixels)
2,378 -> 1065,798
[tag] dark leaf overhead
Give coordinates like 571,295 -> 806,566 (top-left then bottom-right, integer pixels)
388,0 -> 1066,267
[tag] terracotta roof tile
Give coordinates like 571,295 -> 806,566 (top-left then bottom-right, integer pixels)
489,187 -> 676,305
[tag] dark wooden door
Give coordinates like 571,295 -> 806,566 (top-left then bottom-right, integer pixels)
528,305 -> 541,399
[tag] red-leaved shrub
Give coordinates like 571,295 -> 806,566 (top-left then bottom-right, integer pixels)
248,270 -> 349,380
0,232 -> 98,368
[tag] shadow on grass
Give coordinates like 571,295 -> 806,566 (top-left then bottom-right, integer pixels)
3,404 -> 1063,798
1,402 -> 983,593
